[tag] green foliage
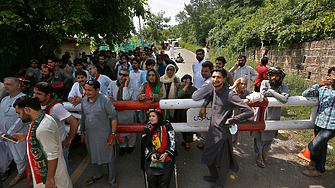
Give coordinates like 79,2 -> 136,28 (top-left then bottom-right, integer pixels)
175,0 -> 335,57
142,11 -> 171,43
0,0 -> 147,61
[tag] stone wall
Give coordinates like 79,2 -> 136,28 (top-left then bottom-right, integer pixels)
244,39 -> 335,82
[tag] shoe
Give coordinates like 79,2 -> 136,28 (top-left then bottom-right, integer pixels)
8,171 -> 26,187
197,144 -> 204,150
1,170 -> 10,181
119,147 -> 126,156
302,169 -> 325,178
203,176 -> 216,183
126,147 -> 134,154
308,160 -> 316,170
111,182 -> 118,188
210,184 -> 221,188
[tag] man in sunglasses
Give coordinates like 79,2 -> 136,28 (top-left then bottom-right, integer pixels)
80,79 -> 119,188
107,68 -> 136,156
116,54 -> 133,80
87,64 -> 112,95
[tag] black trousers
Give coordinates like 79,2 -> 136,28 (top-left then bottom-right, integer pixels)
146,162 -> 174,188
254,85 -> 260,92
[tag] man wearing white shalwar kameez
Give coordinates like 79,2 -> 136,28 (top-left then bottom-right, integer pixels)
107,68 -> 136,156
0,77 -> 29,187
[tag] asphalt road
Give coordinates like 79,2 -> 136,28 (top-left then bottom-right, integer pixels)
3,47 -> 334,188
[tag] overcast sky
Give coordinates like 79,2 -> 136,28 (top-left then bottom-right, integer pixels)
134,0 -> 190,30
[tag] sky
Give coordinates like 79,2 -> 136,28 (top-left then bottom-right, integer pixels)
134,0 -> 190,30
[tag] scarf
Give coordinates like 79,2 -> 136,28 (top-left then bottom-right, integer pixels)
94,73 -> 100,80
145,69 -> 161,100
120,63 -> 130,70
27,112 -> 48,186
43,77 -> 55,84
150,125 -> 172,162
140,60 -> 148,71
43,98 -> 62,114
116,80 -> 125,101
79,84 -> 86,98
160,65 -> 179,119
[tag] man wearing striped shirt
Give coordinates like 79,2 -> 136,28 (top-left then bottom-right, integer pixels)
302,67 -> 335,178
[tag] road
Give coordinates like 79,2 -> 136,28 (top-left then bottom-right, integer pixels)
4,47 -> 334,188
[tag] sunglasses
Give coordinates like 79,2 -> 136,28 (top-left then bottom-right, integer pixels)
121,57 -> 126,60
167,68 -> 175,71
85,80 -> 96,85
119,73 -> 129,77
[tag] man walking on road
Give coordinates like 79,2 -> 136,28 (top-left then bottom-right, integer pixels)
302,67 -> 335,178
12,96 -> 72,188
229,55 -> 258,91
200,67 -> 253,188
192,49 -> 206,89
80,79 -> 119,188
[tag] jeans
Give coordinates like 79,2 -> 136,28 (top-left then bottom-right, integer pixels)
308,125 -> 335,173
63,146 -> 71,175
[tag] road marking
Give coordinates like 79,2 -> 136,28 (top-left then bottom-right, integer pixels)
278,130 -> 289,137
71,155 -> 90,184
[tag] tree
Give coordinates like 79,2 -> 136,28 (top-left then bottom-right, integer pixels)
142,10 -> 170,43
0,0 -> 147,61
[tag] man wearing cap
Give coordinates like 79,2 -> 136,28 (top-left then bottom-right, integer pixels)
40,64 -> 57,83
26,59 -> 41,83
80,79 -> 119,188
48,57 -> 72,85
68,70 -> 88,107
33,82 -> 80,174
250,66 -> 289,168
18,77 -> 33,96
0,77 -> 29,187
87,64 -> 112,95
12,96 -> 73,188
155,54 -> 166,77
107,68 -> 136,156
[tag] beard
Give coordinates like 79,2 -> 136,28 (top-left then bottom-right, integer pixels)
42,74 -> 50,80
269,79 -> 282,88
196,56 -> 203,62
21,111 -> 32,123
238,63 -> 245,67
213,82 -> 223,88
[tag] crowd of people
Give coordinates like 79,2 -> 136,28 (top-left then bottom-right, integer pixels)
0,45 -> 334,188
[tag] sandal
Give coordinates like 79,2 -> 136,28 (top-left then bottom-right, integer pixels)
256,157 -> 265,168
86,176 -> 103,186
181,141 -> 191,151
262,153 -> 271,164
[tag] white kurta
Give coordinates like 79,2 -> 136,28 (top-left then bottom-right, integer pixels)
229,65 -> 258,91
0,93 -> 29,173
29,114 -> 72,188
192,59 -> 206,89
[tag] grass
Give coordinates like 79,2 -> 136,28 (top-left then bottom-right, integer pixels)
180,40 -> 335,171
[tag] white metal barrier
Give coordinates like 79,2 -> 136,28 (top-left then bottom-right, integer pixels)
64,96 -> 319,133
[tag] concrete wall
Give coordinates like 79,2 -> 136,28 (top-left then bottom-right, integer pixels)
57,40 -> 91,63
245,39 -> 335,82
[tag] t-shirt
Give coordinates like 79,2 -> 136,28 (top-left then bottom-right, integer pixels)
41,104 -> 71,141
255,62 -> 268,87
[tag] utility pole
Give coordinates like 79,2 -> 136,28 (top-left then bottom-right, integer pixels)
138,16 -> 144,51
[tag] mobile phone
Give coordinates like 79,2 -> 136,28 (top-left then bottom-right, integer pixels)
2,134 -> 19,143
